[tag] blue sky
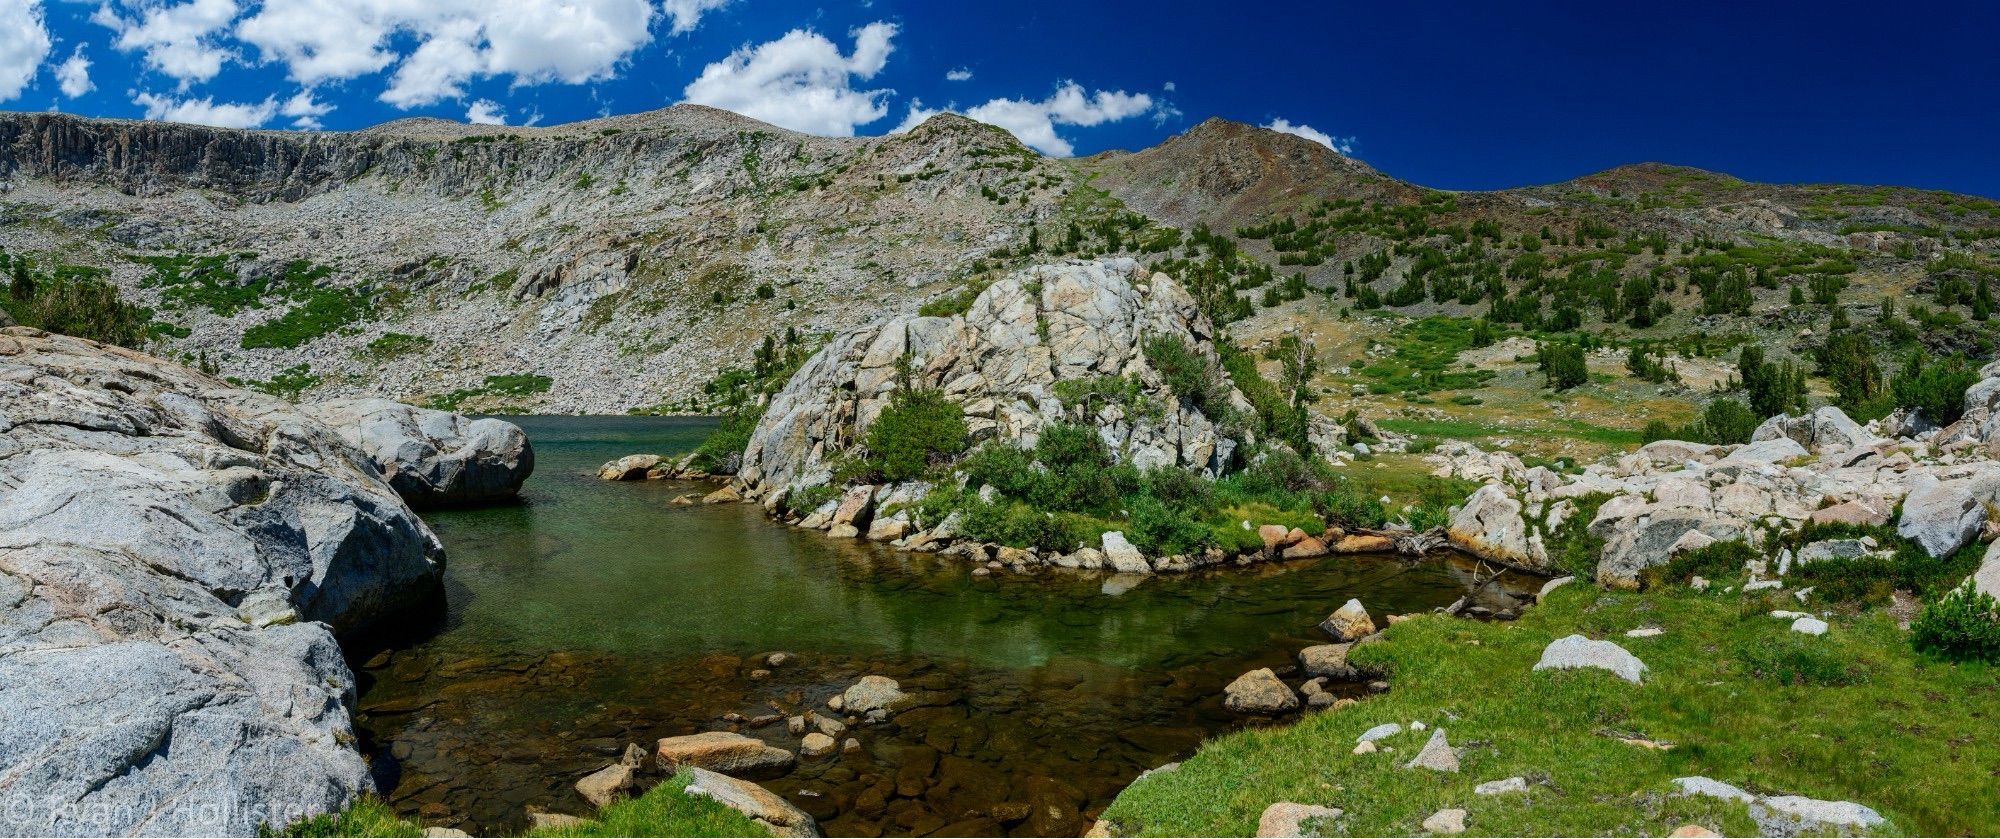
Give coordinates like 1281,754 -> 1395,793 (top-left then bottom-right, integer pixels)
1,0 -> 1995,196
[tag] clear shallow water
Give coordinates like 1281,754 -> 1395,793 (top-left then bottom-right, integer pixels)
352,416 -> 1534,836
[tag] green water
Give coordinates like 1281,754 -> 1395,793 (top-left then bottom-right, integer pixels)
355,416 -> 1534,836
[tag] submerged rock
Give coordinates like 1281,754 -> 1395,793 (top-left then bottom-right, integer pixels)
304,397 -> 534,507
0,328 -> 445,836
655,731 -> 796,777
840,675 -> 910,715
599,453 -> 661,480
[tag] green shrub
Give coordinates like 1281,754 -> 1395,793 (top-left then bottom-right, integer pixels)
1911,585 -> 2000,663
1143,335 -> 1230,420
1141,466 -> 1215,513
1890,350 -> 1979,425
241,286 -> 373,349
918,283 -> 985,317
1649,539 -> 1755,587
1544,493 -> 1611,579
360,332 -> 432,361
864,388 -> 968,481
1127,495 -> 1209,555
690,408 -> 760,472
4,272 -> 155,349
1238,447 -> 1319,497
1538,340 -> 1588,391
961,442 -> 1038,497
1785,522 -> 1985,604
1316,480 -> 1387,530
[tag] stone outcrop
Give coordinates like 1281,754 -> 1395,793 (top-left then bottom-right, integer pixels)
0,328 -> 445,836
1896,475 -> 1982,558
1428,394 -> 2000,589
735,259 -> 1247,496
1752,406 -> 1878,455
1446,483 -> 1542,567
302,398 -> 533,508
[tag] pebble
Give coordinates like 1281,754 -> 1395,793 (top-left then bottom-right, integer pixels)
1255,802 -> 1343,838
1473,776 -> 1527,795
1421,807 -> 1466,834
1356,723 -> 1402,743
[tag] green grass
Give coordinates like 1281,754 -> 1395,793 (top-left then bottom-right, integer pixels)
264,797 -> 418,837
1101,583 -> 2000,837
271,774 -> 764,838
1377,417 -> 1645,448
528,773 -> 768,838
241,285 -> 373,349
426,373 -> 554,412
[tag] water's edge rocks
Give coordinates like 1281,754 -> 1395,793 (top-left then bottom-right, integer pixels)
0,328 -> 446,836
302,397 -> 534,508
736,259 -> 1247,496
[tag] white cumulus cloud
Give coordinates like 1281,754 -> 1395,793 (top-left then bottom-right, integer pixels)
55,45 -> 94,97
660,0 -> 730,35
133,89 -> 277,127
93,0 -> 240,87
915,82 -> 1151,157
465,97 -> 505,125
891,82 -> 1157,156
232,0 -> 659,108
682,22 -> 898,137
944,67 -> 970,82
0,0 -> 53,102
1264,118 -> 1354,155
279,88 -> 331,128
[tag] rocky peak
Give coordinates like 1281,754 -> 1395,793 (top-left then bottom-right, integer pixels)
736,258 -> 1248,495
1078,116 -> 1412,231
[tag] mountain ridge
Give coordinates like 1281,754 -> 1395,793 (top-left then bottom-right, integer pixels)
0,105 -> 1994,416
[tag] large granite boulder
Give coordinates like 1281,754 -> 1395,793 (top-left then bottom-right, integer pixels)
1446,483 -> 1542,567
1897,476 -> 1984,558
0,328 -> 444,836
1751,406 -> 1876,455
303,398 -> 533,508
735,259 -> 1249,496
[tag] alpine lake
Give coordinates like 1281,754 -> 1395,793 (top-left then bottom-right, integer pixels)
349,416 -> 1539,837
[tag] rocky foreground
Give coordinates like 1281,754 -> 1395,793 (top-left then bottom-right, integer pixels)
0,328 -> 524,836
1440,370 -> 2000,594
